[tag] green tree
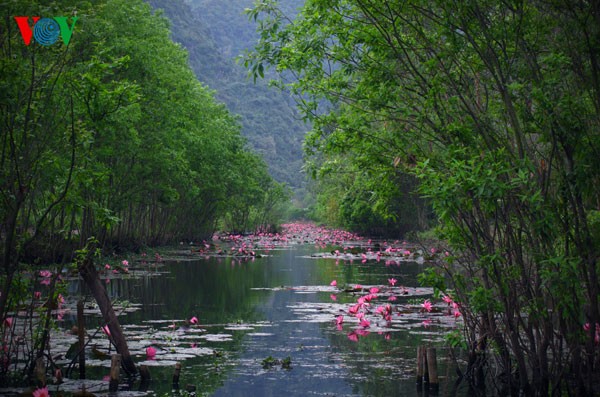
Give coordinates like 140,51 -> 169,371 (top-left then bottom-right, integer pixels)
245,0 -> 600,394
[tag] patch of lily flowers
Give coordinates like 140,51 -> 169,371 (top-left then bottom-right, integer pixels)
330,277 -> 463,343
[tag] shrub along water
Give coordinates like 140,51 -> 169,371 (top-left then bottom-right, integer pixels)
245,0 -> 600,394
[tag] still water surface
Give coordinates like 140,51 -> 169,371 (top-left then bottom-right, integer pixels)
68,244 -> 464,396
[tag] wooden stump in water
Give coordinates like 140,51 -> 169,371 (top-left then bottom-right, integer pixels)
416,345 -> 424,389
427,347 -> 439,391
417,345 -> 440,392
109,354 -> 121,392
172,362 -> 182,389
139,365 -> 151,391
423,346 -> 430,386
77,300 -> 86,379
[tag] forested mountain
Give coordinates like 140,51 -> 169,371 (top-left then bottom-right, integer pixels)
146,0 -> 307,189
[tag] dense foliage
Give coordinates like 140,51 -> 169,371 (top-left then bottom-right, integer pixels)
245,0 -> 600,394
0,0 -> 288,348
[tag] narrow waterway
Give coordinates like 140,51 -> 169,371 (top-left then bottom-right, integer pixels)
53,242 -> 466,396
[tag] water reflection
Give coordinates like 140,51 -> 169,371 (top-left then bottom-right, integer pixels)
67,244 -> 466,396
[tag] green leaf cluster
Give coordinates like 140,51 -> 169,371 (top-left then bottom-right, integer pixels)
245,0 -> 600,392
0,0 -> 288,329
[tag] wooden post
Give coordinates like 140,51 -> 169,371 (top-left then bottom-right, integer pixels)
172,362 -> 182,389
427,347 -> 439,392
109,354 -> 121,392
416,346 -> 424,388
139,365 -> 151,391
423,346 -> 429,386
77,300 -> 86,379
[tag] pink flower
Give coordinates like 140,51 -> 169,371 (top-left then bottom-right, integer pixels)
388,295 -> 397,302
330,294 -> 337,301
146,346 -> 156,359
356,329 -> 370,337
330,280 -> 337,287
3,317 -> 13,327
442,295 -> 453,304
336,315 -> 344,326
122,260 -> 129,266
40,278 -> 51,286
421,299 -> 433,313
422,319 -> 432,328
388,278 -> 397,286
347,331 -> 359,342
369,287 -> 379,294
32,386 -> 49,397
189,316 -> 198,324
39,270 -> 52,278
102,325 -> 111,337
359,318 -> 371,328
104,264 -> 111,270
34,291 -> 41,299
453,310 -> 461,318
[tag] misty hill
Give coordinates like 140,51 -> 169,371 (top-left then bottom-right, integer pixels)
146,0 -> 307,189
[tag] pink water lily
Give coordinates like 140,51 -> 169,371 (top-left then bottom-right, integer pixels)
146,346 -> 156,359
32,386 -> 49,397
347,331 -> 359,342
330,280 -> 337,287
388,278 -> 397,286
189,316 -> 198,324
421,299 -> 433,312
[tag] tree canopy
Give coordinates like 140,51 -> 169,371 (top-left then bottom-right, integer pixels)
245,0 -> 600,394
0,0 -> 288,332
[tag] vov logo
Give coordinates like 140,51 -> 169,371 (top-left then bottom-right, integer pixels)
14,16 -> 78,46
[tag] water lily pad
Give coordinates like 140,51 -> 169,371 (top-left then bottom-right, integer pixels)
200,334 -> 234,342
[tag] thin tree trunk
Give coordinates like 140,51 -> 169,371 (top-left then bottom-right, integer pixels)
77,250 -> 137,376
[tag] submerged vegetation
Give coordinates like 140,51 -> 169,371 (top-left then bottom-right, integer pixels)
245,0 -> 600,394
